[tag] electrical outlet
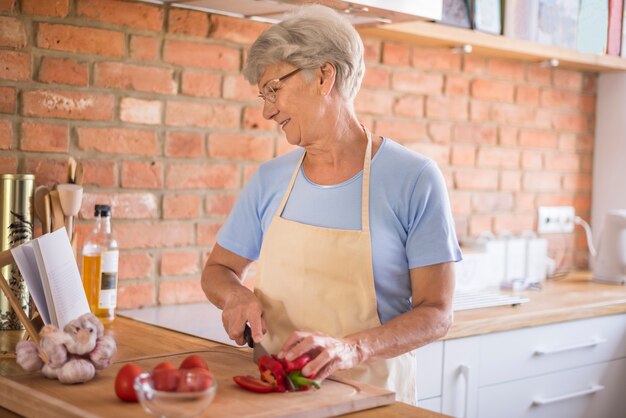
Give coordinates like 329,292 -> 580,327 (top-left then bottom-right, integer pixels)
537,206 -> 575,234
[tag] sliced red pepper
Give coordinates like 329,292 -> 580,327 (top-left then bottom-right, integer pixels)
282,354 -> 313,373
233,375 -> 279,393
258,354 -> 287,392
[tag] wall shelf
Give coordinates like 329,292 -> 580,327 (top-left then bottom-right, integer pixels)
360,20 -> 626,73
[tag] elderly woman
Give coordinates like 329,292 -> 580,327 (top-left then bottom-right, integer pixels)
201,5 -> 461,404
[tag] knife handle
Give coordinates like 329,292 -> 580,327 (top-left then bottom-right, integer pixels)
244,323 -> 254,348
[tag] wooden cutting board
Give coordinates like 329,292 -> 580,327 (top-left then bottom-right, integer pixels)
1,346 -> 395,418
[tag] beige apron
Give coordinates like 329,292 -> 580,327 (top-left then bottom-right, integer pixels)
255,127 -> 417,404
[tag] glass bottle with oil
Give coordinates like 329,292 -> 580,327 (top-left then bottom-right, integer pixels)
81,204 -> 119,322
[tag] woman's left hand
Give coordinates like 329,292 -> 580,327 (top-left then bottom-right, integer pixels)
276,331 -> 365,381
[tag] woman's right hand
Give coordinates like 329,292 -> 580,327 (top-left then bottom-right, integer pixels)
221,286 -> 266,346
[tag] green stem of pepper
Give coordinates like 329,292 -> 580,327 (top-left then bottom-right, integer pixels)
288,371 -> 321,390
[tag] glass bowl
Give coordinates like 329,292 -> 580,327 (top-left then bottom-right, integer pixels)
134,368 -> 217,418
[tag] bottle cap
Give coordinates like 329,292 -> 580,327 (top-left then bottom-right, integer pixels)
95,204 -> 111,217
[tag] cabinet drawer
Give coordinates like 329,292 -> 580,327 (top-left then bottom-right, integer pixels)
478,357 -> 626,418
416,341 -> 443,399
479,314 -> 626,385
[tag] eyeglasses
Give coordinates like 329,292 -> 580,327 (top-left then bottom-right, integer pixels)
258,68 -> 302,103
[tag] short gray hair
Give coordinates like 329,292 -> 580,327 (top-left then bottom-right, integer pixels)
242,5 -> 365,101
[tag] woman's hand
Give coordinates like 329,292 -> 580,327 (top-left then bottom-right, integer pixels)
277,331 -> 367,381
221,287 -> 265,346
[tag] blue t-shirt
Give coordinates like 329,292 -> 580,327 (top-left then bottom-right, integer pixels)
217,138 -> 462,323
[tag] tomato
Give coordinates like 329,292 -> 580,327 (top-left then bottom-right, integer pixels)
152,368 -> 180,392
115,364 -> 143,402
153,361 -> 177,372
177,369 -> 214,392
233,375 -> 276,393
179,354 -> 209,371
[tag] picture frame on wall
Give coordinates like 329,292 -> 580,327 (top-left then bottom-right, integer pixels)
439,0 -> 472,29
472,0 -> 502,35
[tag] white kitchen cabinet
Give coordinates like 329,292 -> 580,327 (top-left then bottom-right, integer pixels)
421,313 -> 626,418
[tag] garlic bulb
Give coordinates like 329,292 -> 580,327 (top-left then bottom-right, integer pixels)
57,358 -> 96,384
41,364 -> 59,379
39,328 -> 70,368
16,341 -> 43,372
63,314 -> 101,355
89,335 -> 117,369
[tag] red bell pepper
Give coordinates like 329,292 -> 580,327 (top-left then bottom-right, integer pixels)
234,353 -> 321,394
258,354 -> 287,392
233,375 -> 279,393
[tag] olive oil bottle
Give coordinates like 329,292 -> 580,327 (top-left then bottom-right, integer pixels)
81,204 -> 119,322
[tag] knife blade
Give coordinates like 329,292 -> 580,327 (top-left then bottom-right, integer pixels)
244,323 -> 269,361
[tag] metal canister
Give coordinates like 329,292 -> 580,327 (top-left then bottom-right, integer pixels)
0,174 -> 35,330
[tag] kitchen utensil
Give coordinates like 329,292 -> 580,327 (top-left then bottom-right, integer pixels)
74,161 -> 84,186
56,183 -> 83,240
33,185 -> 50,234
48,190 -> 66,233
577,211 -> 626,285
245,323 -> 270,361
67,157 -> 77,184
44,193 -> 52,234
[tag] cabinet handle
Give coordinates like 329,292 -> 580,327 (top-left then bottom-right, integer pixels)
460,364 -> 470,418
533,337 -> 606,355
532,384 -> 605,406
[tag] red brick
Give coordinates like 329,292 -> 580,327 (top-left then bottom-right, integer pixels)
129,36 -> 159,62
500,171 -> 521,191
382,42 -> 410,66
491,104 -> 535,125
0,119 -> 12,149
209,14 -> 268,44
168,8 -> 209,37
516,192 -> 536,211
164,40 -> 240,71
117,282 -> 155,309
451,145 -> 475,167
412,47 -> 461,71
22,0 -> 69,16
205,193 -> 237,217
197,222 -> 222,247
452,124 -> 497,145
165,131 -> 204,157
165,101 -> 240,129
392,72 -> 443,94
470,79 -> 514,102
471,192 -> 514,212
361,67 -> 390,89
160,251 -> 199,276
79,159 -> 117,188
0,86 -> 16,114
158,279 -> 205,304
493,213 -> 534,234
428,122 -> 451,144
463,55 -> 487,75
477,147 -> 520,169
24,157 -> 68,185
519,130 -> 558,148
407,143 -> 449,166
77,127 -> 158,155
526,66 -> 551,85
449,192 -> 471,215
0,156 -> 17,173
37,23 -> 124,57
373,119 -> 428,143
563,173 -> 592,192
121,160 -> 163,189
0,0 -> 16,13
582,74 -> 597,94
21,122 -> 69,152
23,90 -> 113,120
208,133 -> 273,161
38,57 -> 88,86
244,163 -> 260,182
95,62 -> 176,94
469,215 -> 493,236
499,126 -> 518,146
515,86 -> 540,105
393,95 -> 424,118
521,150 -> 543,169
487,58 -> 525,81
543,153 -> 580,172
454,169 -> 499,190
355,89 -> 394,115
551,113 -> 589,133
362,37 -> 381,64
553,68 -> 584,91
426,96 -> 468,121
243,106 -> 275,131
0,50 -> 30,81
163,194 -> 201,219
120,98 -> 162,125
579,95 -> 595,113
223,74 -> 257,101
182,71 -> 221,98
0,16 -> 26,47
80,192 -> 158,219
119,252 -> 153,280
76,0 -> 163,31
523,172 -> 561,191
469,100 -> 490,121
114,222 -> 194,249
540,90 -> 580,109
445,75 -> 469,97
165,162 -> 239,190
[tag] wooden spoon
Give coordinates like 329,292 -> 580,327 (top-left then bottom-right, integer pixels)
34,185 -> 51,233
56,183 -> 83,240
74,161 -> 84,186
67,157 -> 77,184
43,194 -> 52,234
48,190 -> 66,234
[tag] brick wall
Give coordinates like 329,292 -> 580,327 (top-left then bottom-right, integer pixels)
0,0 -> 594,308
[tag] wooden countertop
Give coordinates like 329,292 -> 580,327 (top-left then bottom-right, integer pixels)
446,271 -> 626,339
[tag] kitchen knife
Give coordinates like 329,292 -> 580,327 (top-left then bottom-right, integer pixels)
244,323 -> 269,361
